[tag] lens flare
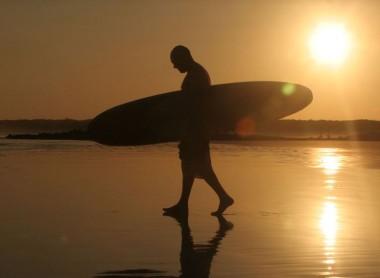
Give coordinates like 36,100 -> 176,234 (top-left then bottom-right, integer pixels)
236,117 -> 256,137
282,83 -> 296,96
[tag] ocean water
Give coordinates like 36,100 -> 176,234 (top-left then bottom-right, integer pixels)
1,139 -> 380,278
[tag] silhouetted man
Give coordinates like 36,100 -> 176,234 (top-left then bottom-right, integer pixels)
163,45 -> 234,216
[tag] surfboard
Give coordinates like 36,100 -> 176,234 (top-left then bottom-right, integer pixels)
88,81 -> 313,145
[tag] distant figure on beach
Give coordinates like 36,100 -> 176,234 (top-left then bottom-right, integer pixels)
163,45 -> 234,216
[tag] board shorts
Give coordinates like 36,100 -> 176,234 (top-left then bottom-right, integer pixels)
178,139 -> 210,160
178,140 -> 211,179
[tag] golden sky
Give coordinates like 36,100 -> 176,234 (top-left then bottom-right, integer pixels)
1,0 -> 379,120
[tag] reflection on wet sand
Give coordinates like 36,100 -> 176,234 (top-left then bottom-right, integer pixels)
95,215 -> 233,278
316,148 -> 342,277
4,141 -> 380,277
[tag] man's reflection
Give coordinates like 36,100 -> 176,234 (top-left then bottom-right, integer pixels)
95,215 -> 233,278
172,213 -> 234,277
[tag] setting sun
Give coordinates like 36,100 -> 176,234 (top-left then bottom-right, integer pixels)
309,22 -> 352,66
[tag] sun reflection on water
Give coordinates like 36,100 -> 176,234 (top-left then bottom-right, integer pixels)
321,201 -> 337,267
321,201 -> 337,242
315,148 -> 344,276
319,150 -> 342,175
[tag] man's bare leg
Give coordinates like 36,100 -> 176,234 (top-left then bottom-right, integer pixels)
163,161 -> 194,215
200,161 -> 234,215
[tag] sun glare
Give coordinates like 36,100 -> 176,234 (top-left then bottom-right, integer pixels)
309,22 -> 352,66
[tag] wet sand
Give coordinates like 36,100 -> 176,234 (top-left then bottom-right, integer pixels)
1,140 -> 380,277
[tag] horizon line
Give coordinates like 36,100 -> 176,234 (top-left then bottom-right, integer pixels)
1,118 -> 380,122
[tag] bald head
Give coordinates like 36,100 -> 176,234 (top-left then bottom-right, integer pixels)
170,45 -> 194,73
170,45 -> 192,59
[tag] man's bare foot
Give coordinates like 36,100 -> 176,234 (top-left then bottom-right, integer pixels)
211,196 -> 234,215
163,204 -> 188,216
